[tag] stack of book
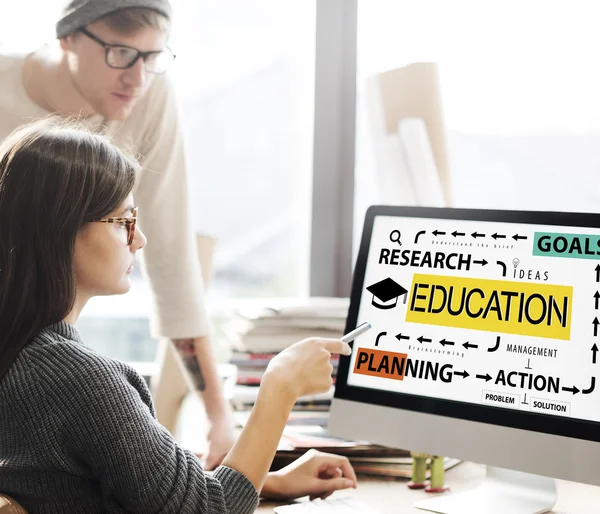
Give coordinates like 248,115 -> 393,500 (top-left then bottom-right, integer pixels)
230,381 -> 335,415
227,296 -> 348,354
226,297 -> 348,412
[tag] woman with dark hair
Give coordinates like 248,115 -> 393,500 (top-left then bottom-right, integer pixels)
0,118 -> 357,514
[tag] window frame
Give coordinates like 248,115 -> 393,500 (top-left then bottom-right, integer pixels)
310,0 -> 358,298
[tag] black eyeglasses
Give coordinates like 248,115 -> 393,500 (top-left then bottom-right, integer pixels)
80,28 -> 176,74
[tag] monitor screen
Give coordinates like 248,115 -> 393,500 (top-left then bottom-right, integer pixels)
335,206 -> 600,443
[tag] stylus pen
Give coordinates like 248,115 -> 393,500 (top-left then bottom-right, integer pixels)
340,322 -> 372,343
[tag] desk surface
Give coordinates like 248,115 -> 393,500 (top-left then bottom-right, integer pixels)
256,461 -> 600,514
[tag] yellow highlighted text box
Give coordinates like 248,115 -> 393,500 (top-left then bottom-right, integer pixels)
406,274 -> 572,340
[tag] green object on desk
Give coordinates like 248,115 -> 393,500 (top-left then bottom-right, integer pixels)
408,451 -> 429,489
429,456 -> 444,488
412,456 -> 427,483
425,455 -> 449,493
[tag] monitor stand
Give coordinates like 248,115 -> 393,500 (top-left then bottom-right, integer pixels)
413,466 -> 557,514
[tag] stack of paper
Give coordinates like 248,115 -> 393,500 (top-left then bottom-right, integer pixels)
225,297 -> 348,420
227,296 -> 349,354
231,386 -> 335,413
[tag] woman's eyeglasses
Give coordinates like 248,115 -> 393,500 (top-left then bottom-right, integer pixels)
97,207 -> 138,246
80,28 -> 176,74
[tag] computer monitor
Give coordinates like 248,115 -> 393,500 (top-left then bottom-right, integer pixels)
329,205 -> 600,514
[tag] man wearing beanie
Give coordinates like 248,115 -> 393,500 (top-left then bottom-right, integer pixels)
0,0 -> 239,489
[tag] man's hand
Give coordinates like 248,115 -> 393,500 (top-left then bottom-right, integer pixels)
173,336 -> 236,469
203,414 -> 236,470
261,449 -> 358,501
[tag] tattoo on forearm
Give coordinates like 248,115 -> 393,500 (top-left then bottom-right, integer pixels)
173,338 -> 206,391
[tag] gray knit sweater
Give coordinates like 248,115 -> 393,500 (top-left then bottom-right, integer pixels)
0,322 -> 259,514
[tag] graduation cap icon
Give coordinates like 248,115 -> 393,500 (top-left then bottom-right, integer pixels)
366,278 -> 408,310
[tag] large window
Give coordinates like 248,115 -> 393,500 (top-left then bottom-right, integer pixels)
169,0 -> 315,302
354,1 -> 600,237
2,1 -> 316,362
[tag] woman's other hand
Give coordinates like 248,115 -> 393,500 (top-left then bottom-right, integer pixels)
262,449 -> 358,501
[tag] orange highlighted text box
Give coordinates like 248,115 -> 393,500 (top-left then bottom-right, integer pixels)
353,347 -> 408,381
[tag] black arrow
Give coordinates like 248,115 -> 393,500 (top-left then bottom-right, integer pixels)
491,233 -> 506,240
595,292 -> 600,310
594,318 -> 599,337
513,234 -> 527,241
593,344 -> 599,364
476,373 -> 492,382
395,333 -> 410,342
473,259 -> 488,266
583,377 -> 596,395
525,358 -> 532,370
471,232 -> 485,239
452,231 -> 465,237
522,393 -> 529,405
496,261 -> 507,277
439,338 -> 455,347
454,370 -> 470,379
417,336 -> 432,344
414,230 -> 426,244
562,385 -> 580,395
432,230 -> 446,236
596,264 -> 600,283
463,342 -> 478,350
488,336 -> 501,353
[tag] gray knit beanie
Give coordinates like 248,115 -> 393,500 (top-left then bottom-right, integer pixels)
56,0 -> 172,38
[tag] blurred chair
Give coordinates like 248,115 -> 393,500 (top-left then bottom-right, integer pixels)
0,494 -> 27,514
398,117 -> 446,206
151,234 -> 217,435
365,62 -> 451,207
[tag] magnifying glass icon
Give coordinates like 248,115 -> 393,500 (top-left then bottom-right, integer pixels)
390,230 -> 402,246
